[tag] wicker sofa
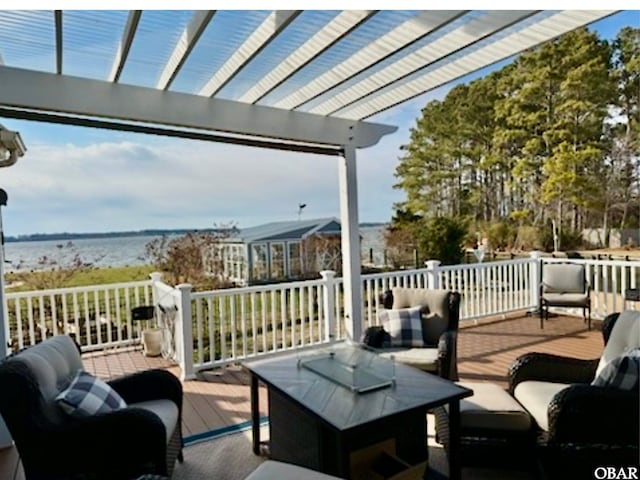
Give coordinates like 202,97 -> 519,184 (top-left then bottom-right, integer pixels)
363,287 -> 461,380
0,335 -> 183,480
509,310 -> 640,479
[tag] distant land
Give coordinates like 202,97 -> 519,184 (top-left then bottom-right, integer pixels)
6,223 -> 387,243
4,228 -> 225,243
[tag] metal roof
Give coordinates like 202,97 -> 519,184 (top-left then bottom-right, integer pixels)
0,9 -> 617,151
231,217 -> 341,243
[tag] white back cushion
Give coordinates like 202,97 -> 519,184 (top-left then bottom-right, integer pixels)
596,310 -> 640,378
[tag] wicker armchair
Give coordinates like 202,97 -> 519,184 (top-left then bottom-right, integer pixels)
509,311 -> 639,479
362,288 -> 460,380
0,335 -> 183,480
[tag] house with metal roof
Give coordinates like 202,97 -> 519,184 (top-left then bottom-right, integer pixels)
218,218 -> 341,285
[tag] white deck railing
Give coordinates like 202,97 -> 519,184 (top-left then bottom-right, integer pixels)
6,254 -> 640,377
6,280 -> 154,352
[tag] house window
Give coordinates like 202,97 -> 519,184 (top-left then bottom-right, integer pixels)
251,244 -> 268,280
270,243 -> 285,279
289,242 -> 302,277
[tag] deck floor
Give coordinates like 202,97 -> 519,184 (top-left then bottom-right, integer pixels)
0,312 -> 605,479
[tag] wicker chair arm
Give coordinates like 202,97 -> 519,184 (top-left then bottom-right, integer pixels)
109,369 -> 182,410
438,330 -> 458,381
548,385 -> 639,447
602,312 -> 620,344
508,353 -> 599,393
35,408 -> 168,477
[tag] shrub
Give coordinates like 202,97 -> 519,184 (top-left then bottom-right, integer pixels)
417,216 -> 468,265
486,221 -> 517,251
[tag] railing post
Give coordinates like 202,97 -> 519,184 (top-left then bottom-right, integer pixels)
425,260 -> 441,289
175,283 -> 195,381
529,251 -> 543,312
149,271 -> 163,306
320,271 -> 336,343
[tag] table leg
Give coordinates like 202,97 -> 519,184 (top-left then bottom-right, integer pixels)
250,373 -> 260,455
448,399 -> 461,480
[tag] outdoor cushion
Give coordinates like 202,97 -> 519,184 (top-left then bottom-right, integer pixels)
130,399 -> 179,443
595,310 -> 640,377
378,347 -> 439,372
456,381 -> 532,432
513,381 -> 569,432
540,293 -> 589,306
12,334 -> 83,401
390,288 -> 451,345
379,306 -> 424,347
542,264 -> 585,293
245,460 -> 343,480
592,348 -> 640,390
56,370 -> 127,417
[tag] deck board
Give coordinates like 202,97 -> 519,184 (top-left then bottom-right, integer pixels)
1,312 -> 605,479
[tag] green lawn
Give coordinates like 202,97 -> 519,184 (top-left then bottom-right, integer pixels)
6,265 -> 156,292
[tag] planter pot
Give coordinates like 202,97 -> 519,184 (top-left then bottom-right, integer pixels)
142,328 -> 163,357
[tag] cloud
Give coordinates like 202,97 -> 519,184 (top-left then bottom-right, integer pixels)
1,134 -> 406,235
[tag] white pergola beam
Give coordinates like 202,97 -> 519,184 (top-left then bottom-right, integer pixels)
199,10 -> 300,98
338,10 -> 618,119
109,10 -> 142,83
273,10 -> 466,110
0,66 -> 396,148
238,10 -> 375,104
308,10 -> 538,116
156,10 -> 215,90
338,146 -> 363,343
54,10 -> 62,74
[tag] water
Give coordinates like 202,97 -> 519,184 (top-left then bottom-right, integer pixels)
4,226 -> 387,272
3,235 -> 163,272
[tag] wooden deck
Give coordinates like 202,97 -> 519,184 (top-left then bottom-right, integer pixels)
0,312 -> 605,479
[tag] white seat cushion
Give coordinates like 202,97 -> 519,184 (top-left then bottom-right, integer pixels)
596,310 -> 640,377
245,460 -> 343,480
457,381 -> 531,432
513,381 -> 569,432
378,347 -> 438,372
130,399 -> 179,444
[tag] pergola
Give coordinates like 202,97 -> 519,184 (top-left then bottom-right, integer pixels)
0,9 -> 618,352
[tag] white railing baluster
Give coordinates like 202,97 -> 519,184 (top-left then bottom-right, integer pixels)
270,290 -> 277,351
299,286 -> 305,347
196,297 -> 204,365
207,297 -> 215,363
307,285 -> 314,344
220,295 -> 227,360
241,293 -> 247,358
280,289 -> 287,349
289,288 -> 296,349
15,300 -> 23,349
251,292 -> 257,355
261,291 -> 267,353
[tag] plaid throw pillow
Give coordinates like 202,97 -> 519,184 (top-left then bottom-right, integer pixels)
378,306 -> 424,347
56,370 -> 127,417
592,348 -> 640,390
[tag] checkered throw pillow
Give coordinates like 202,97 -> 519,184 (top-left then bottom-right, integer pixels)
56,370 -> 127,417
378,306 -> 424,347
592,348 -> 640,390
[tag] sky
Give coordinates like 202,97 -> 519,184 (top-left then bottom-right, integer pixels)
0,9 -> 638,236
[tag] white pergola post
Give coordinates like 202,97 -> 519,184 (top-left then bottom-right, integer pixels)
338,146 -> 363,343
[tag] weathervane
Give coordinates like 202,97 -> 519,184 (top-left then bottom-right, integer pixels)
297,203 -> 307,221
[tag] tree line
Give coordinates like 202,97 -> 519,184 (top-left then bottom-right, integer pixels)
391,26 -> 639,260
